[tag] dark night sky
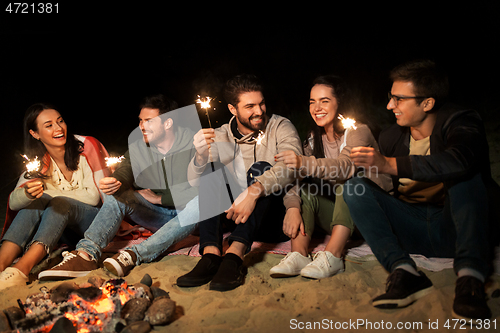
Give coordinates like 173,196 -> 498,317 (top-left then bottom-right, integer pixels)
1,4 -> 499,194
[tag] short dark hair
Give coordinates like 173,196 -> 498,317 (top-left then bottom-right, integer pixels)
139,94 -> 178,115
390,59 -> 449,106
223,74 -> 263,107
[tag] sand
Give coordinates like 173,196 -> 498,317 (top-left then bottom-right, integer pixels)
1,250 -> 499,333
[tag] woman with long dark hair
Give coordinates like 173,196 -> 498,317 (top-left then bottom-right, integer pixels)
271,75 -> 392,279
0,103 -> 106,289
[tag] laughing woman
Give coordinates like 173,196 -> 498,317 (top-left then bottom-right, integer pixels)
0,103 -> 107,289
271,75 -> 392,279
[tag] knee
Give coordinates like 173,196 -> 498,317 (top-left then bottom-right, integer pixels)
342,177 -> 370,206
299,186 -> 318,210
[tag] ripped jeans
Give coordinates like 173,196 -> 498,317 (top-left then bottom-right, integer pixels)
1,194 -> 99,254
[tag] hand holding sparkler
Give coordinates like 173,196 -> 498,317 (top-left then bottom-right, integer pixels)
24,180 -> 44,199
21,154 -> 44,198
350,147 -> 398,176
274,150 -> 302,170
193,128 -> 215,166
99,177 -> 122,195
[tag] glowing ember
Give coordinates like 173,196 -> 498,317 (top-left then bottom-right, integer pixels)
105,156 -> 125,167
21,154 -> 41,174
255,131 -> 265,145
338,114 -> 357,130
17,278 -> 146,333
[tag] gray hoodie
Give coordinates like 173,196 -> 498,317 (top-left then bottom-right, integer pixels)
188,114 -> 302,196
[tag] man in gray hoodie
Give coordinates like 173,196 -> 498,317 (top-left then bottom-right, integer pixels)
177,74 -> 302,291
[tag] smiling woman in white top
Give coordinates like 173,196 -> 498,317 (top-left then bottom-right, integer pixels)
0,103 -> 102,289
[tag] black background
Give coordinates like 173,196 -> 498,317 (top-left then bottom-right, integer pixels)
1,3 -> 499,200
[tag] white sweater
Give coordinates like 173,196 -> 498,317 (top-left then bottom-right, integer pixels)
9,155 -> 100,211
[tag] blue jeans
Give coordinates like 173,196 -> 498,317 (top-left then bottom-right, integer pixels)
343,174 -> 490,277
77,190 -> 199,264
2,195 -> 99,253
198,161 -> 288,255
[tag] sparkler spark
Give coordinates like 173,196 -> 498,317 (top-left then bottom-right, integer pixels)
105,156 -> 125,167
255,130 -> 265,145
196,95 -> 213,128
338,114 -> 357,130
21,154 -> 41,174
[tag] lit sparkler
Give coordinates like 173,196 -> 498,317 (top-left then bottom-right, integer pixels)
338,114 -> 357,130
21,154 -> 41,176
196,95 -> 213,128
255,130 -> 265,145
105,156 -> 125,168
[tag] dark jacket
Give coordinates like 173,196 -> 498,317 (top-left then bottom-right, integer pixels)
379,103 -> 500,240
113,126 -> 198,209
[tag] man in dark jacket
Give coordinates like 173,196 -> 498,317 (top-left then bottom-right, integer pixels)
344,60 -> 498,321
39,95 -> 199,279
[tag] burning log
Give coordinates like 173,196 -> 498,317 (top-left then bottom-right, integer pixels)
48,316 -> 76,333
50,282 -> 79,303
73,286 -> 102,302
3,274 -> 177,332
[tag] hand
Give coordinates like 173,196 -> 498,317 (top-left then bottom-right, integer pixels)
137,189 -> 162,205
282,207 -> 306,239
350,147 -> 397,175
193,128 -> 215,166
99,177 -> 122,195
24,180 -> 44,199
274,150 -> 302,170
225,182 -> 264,224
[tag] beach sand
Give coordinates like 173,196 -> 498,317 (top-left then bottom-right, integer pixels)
1,250 -> 499,333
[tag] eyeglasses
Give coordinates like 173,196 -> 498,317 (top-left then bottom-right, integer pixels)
388,92 -> 426,106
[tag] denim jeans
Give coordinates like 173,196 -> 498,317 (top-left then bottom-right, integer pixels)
198,161 -> 288,255
2,194 -> 99,254
343,174 -> 490,277
77,190 -> 199,264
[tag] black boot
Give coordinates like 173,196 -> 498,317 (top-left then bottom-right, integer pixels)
176,253 -> 222,287
209,253 -> 246,292
453,276 -> 491,320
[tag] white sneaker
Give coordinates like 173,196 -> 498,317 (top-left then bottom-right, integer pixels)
0,267 -> 29,290
300,251 -> 344,279
270,252 -> 312,278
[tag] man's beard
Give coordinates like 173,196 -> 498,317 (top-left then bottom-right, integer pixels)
238,114 -> 267,132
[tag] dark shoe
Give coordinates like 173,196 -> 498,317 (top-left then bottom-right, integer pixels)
372,269 -> 434,308
38,251 -> 98,281
103,250 -> 137,277
209,253 -> 246,292
176,253 -> 222,287
452,276 -> 491,321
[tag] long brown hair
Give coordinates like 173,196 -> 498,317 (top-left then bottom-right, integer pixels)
23,103 -> 83,179
307,75 -> 352,158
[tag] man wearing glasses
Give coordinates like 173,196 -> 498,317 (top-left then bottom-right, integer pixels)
344,59 -> 498,321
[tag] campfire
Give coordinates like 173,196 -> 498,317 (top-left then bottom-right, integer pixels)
0,274 -> 176,333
